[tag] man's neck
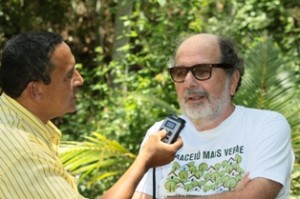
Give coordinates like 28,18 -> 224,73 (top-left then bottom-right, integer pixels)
190,104 -> 235,132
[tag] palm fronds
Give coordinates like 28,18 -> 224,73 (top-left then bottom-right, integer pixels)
59,132 -> 136,187
235,36 -> 300,128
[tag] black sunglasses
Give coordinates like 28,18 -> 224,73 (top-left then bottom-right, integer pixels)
168,63 -> 232,83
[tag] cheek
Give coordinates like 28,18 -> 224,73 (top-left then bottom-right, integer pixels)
214,80 -> 232,99
212,84 -> 224,95
208,84 -> 224,98
175,84 -> 185,100
207,73 -> 230,96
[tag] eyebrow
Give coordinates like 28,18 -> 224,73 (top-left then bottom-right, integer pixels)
65,65 -> 75,78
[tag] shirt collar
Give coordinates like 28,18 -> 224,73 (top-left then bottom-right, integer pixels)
0,93 -> 62,145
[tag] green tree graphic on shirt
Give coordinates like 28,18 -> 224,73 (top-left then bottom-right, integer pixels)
164,154 -> 245,194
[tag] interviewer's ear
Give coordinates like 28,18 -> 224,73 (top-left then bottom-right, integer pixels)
26,82 -> 43,102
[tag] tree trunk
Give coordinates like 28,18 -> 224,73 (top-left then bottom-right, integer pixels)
111,0 -> 133,91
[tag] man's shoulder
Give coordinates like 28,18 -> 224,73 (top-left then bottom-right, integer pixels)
0,124 -> 33,151
236,105 -> 286,120
236,105 -> 291,136
0,124 -> 57,174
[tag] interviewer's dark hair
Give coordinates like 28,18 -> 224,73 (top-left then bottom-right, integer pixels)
0,31 -> 64,98
218,36 -> 244,93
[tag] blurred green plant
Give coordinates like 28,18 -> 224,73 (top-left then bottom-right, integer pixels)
60,132 -> 136,198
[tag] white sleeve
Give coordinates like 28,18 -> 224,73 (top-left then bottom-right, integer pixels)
247,112 -> 294,186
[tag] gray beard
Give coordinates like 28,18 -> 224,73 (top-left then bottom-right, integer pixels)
180,84 -> 231,129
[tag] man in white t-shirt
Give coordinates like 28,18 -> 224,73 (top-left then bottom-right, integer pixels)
132,33 -> 294,199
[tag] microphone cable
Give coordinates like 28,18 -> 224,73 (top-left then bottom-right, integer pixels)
152,167 -> 156,199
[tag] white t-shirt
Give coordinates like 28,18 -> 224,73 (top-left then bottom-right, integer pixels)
135,106 -> 294,199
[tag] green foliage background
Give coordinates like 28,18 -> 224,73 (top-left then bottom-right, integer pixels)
0,0 -> 299,198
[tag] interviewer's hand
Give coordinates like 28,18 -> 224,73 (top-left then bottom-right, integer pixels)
138,130 -> 183,169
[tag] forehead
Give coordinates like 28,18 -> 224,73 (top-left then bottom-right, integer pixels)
51,42 -> 75,72
175,34 -> 221,65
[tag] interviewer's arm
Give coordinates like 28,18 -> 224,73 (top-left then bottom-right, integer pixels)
100,130 -> 183,199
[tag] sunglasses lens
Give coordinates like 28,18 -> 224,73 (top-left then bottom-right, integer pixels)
192,65 -> 212,80
170,67 -> 187,82
169,64 -> 214,82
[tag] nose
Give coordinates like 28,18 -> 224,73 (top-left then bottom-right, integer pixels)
183,70 -> 198,86
74,69 -> 84,86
